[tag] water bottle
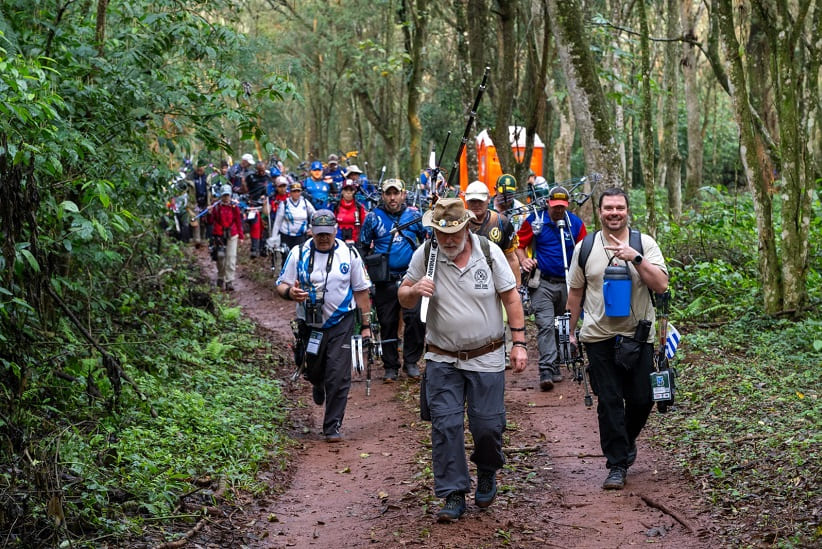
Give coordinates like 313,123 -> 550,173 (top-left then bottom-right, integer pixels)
603,265 -> 632,317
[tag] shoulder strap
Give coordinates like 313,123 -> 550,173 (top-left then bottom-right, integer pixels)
477,235 -> 494,274
578,230 -> 598,271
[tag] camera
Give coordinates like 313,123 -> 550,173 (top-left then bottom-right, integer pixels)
305,300 -> 325,327
633,319 -> 651,342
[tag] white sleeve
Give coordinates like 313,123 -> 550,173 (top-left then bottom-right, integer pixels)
276,245 -> 300,285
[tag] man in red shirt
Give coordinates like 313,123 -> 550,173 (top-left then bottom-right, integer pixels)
207,185 -> 244,291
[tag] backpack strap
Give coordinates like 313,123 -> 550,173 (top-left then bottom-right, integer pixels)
424,234 -> 494,275
578,228 -> 644,272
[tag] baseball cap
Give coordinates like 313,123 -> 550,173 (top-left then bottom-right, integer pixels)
382,178 -> 404,192
464,181 -> 489,201
220,184 -> 232,197
328,154 -> 339,164
275,176 -> 288,186
422,198 -> 475,234
289,182 -> 302,191
311,209 -> 337,234
548,186 -> 570,207
310,161 -> 323,171
241,153 -> 255,164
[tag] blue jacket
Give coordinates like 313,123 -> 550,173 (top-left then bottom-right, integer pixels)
304,177 -> 331,209
359,205 -> 425,275
517,210 -> 587,277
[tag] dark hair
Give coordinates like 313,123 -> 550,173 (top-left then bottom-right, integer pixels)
220,160 -> 229,168
598,187 -> 630,209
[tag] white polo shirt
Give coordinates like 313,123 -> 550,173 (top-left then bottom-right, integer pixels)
278,239 -> 371,328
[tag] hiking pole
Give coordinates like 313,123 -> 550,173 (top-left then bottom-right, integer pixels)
447,66 -> 489,190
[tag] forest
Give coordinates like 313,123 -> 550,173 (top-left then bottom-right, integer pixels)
1,0 -> 820,547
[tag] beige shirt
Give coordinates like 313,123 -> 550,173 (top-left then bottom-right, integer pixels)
405,233 -> 517,372
567,231 -> 667,343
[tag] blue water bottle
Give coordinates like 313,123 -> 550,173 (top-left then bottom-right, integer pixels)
603,265 -> 632,317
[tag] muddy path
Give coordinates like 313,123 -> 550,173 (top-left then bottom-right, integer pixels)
194,244 -> 725,548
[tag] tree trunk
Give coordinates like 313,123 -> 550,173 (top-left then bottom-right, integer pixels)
680,0 -> 703,204
638,0 -> 657,237
95,0 -> 108,56
550,76 -> 575,182
547,0 -> 624,199
715,0 -> 782,313
401,0 -> 428,179
662,0 -> 682,221
489,0 -> 517,177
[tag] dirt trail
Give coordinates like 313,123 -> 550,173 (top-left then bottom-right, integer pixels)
196,246 -> 724,548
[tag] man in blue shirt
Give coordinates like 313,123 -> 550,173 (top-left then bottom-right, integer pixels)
304,160 -> 331,209
516,186 -> 587,390
359,178 -> 427,382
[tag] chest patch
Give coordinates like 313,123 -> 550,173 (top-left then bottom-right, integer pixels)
474,268 -> 489,290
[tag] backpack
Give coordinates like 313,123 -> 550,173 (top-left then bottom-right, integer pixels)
423,234 -> 494,275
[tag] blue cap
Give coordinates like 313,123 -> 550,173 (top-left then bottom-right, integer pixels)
269,166 -> 281,177
310,161 -> 323,171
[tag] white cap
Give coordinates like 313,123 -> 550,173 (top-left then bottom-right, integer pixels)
241,153 -> 255,164
464,181 -> 489,201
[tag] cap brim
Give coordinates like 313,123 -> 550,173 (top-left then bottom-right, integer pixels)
548,199 -> 569,207
382,184 -> 403,192
311,225 -> 336,234
464,193 -> 488,201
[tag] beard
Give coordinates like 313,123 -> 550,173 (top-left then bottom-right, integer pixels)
439,232 -> 467,260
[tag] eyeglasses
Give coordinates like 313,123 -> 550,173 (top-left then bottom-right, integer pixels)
312,214 -> 336,226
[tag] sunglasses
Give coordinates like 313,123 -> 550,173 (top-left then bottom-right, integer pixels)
312,214 -> 336,226
290,188 -> 302,192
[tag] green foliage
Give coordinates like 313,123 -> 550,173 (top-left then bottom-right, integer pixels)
648,314 -> 822,546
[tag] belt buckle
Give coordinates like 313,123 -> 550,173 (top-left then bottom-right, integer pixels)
458,350 -> 469,361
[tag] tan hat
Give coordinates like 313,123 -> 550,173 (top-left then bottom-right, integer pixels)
344,164 -> 363,176
464,181 -> 489,201
382,178 -> 405,192
422,198 -> 476,234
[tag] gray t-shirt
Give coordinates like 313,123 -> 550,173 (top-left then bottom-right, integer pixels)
567,231 -> 667,343
405,233 -> 517,372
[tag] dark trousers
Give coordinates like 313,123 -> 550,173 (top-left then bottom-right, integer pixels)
318,313 -> 356,436
280,232 -> 308,251
373,281 -> 425,371
425,361 -> 506,497
585,338 -> 655,469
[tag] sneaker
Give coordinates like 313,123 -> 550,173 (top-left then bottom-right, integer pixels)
383,369 -> 398,383
551,365 -> 564,383
216,279 -> 224,289
436,492 -> 466,523
325,431 -> 343,443
312,384 -> 325,405
403,363 -> 420,379
627,442 -> 637,467
475,470 -> 497,509
225,282 -> 235,292
539,371 -> 554,391
602,467 -> 627,490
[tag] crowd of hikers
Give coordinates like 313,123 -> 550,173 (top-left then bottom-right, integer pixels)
164,151 -> 672,523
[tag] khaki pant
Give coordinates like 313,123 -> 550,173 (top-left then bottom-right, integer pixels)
217,235 -> 239,282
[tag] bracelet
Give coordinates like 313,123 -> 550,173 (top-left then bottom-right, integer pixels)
509,326 -> 526,332
281,286 -> 293,301
512,341 -> 528,348
361,324 -> 371,330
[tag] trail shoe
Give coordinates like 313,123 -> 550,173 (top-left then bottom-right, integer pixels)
325,431 -> 343,443
475,470 -> 498,509
627,443 -> 637,467
539,370 -> 554,391
551,364 -> 564,383
603,467 -> 627,490
225,282 -> 235,292
436,492 -> 466,523
312,384 -> 325,405
383,368 -> 398,383
403,363 -> 420,379
216,279 -> 224,289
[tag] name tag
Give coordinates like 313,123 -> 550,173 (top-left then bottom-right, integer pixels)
307,330 -> 324,355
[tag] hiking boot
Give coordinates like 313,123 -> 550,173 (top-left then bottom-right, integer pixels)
225,282 -> 235,292
325,431 -> 343,443
551,364 -> 564,383
216,279 -> 224,289
475,470 -> 497,509
312,384 -> 325,405
436,492 -> 466,523
539,370 -> 554,391
603,467 -> 627,490
627,442 -> 637,467
403,363 -> 420,379
383,368 -> 398,383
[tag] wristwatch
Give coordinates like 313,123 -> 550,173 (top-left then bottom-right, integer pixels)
632,254 -> 643,266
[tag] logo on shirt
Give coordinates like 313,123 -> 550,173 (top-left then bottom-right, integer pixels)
489,227 -> 502,243
340,262 -> 350,275
474,268 -> 489,290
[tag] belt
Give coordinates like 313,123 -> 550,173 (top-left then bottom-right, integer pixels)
540,273 -> 566,283
426,338 -> 505,361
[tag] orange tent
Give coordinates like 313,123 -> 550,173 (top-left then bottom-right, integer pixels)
459,126 -> 544,195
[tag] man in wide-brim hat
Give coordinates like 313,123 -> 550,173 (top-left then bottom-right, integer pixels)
398,198 -> 528,523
